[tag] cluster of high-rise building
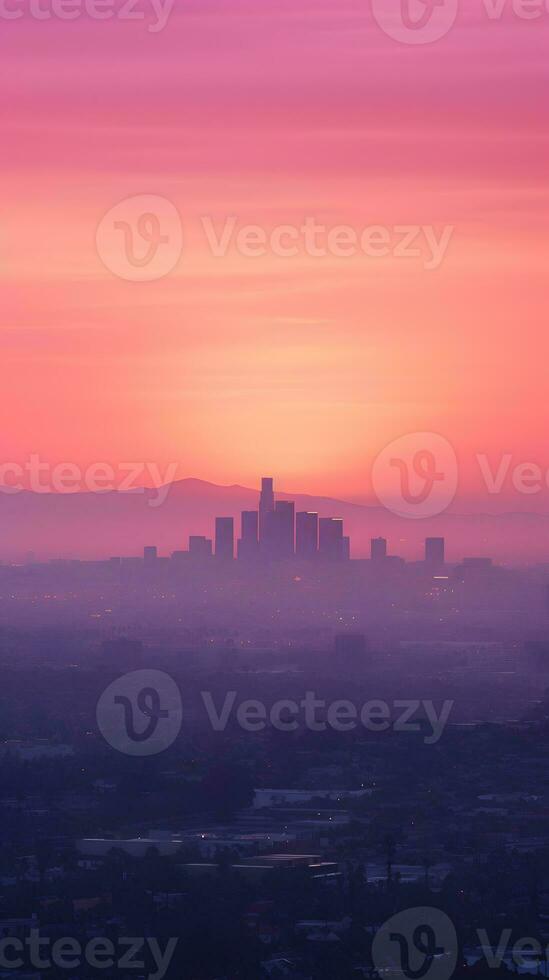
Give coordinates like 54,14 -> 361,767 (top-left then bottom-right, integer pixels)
142,478 -> 448,567
370,535 -> 445,566
188,477 -> 351,562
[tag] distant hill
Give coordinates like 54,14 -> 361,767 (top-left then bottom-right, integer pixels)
1,478 -> 549,563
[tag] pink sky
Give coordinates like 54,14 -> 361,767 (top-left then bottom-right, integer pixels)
1,0 -> 548,508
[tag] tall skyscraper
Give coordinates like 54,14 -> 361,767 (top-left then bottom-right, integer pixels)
296,511 -> 318,559
238,510 -> 259,560
215,517 -> 234,560
259,477 -> 275,546
319,517 -> 344,560
143,546 -> 157,563
371,537 -> 387,562
274,500 -> 295,558
425,537 -> 445,565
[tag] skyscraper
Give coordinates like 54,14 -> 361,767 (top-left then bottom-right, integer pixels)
204,477 -> 353,564
425,537 -> 445,565
274,500 -> 295,558
143,546 -> 157,563
371,537 -> 387,562
296,511 -> 318,559
238,510 -> 259,560
259,477 -> 275,546
319,517 -> 344,560
215,517 -> 234,560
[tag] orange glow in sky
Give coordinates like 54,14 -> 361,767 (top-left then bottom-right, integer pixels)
1,0 -> 548,506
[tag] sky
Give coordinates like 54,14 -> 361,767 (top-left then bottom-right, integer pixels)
1,0 -> 548,510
